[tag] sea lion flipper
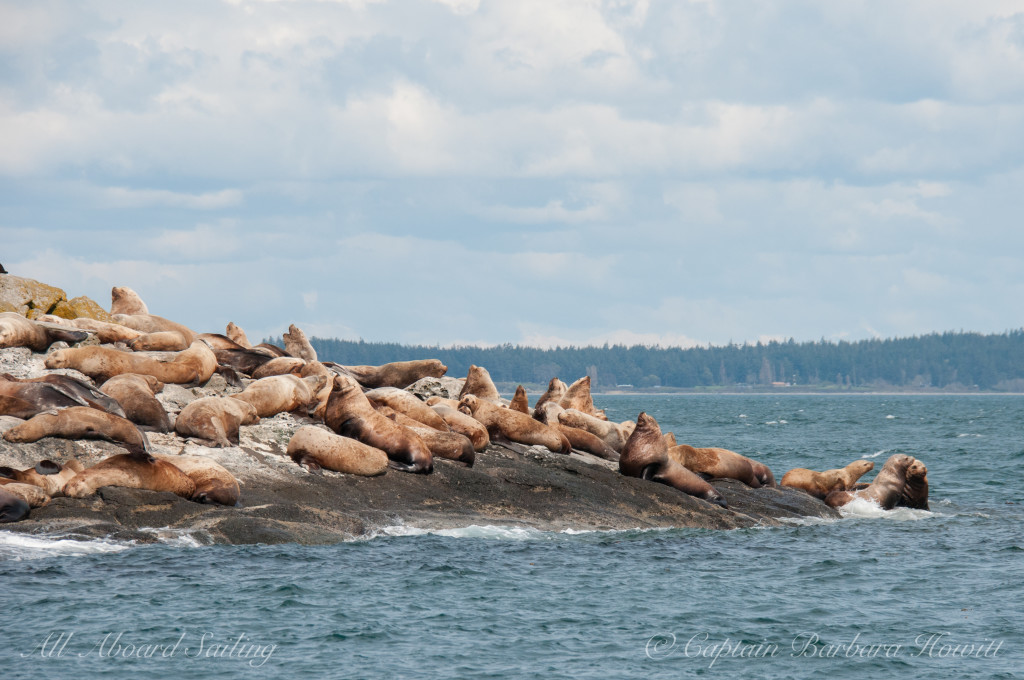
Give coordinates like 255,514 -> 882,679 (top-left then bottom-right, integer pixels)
0,466 -> 17,479
35,460 -> 62,476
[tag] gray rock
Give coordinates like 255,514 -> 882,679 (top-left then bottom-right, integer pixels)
405,376 -> 466,400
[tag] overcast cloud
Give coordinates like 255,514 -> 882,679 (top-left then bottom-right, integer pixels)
3,0 -> 1023,347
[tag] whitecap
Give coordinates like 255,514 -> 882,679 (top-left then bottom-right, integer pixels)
865,449 -> 888,459
885,415 -> 896,419
838,498 -> 933,521
0,532 -> 131,561
956,433 -> 983,438
367,524 -> 668,541
777,515 -> 840,527
139,527 -> 208,547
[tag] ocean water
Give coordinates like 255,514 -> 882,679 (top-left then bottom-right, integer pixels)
3,395 -> 1022,679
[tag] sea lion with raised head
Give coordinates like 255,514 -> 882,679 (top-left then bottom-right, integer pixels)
533,378 -> 567,411
364,387 -> 450,431
900,458 -> 929,510
45,340 -> 218,385
825,454 -> 916,509
300,361 -> 334,420
378,407 -> 475,466
323,375 -> 433,474
154,454 -> 240,505
458,394 -> 570,453
174,397 -> 259,448
99,374 -> 170,432
559,376 -> 605,420
620,412 -> 726,507
3,407 -> 151,457
668,444 -> 762,488
510,385 -> 530,414
340,359 -> 448,390
110,286 -> 149,316
428,403 -> 490,451
0,486 -> 30,522
226,322 -> 253,349
63,453 -> 196,499
287,425 -> 389,476
0,313 -> 89,351
782,459 -> 874,499
283,324 -> 317,362
458,365 -> 502,402
0,459 -> 84,495
663,432 -> 677,448
229,374 -> 325,418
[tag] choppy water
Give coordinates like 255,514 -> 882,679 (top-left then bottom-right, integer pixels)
3,395 -> 1022,679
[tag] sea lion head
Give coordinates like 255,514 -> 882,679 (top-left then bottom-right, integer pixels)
907,459 -> 927,479
43,348 -> 71,370
848,460 -> 874,477
458,394 -> 479,416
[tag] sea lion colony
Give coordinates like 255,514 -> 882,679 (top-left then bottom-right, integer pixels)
0,284 -> 929,524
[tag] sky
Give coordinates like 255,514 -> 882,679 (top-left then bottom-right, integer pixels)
2,0 -> 1023,348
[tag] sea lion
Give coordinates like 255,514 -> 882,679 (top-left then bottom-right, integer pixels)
663,432 -> 677,448
559,376 -> 606,420
63,453 -> 196,499
254,342 -> 289,358
0,395 -> 41,419
619,412 -> 726,507
226,322 -> 253,349
781,459 -> 874,499
110,286 -> 149,316
45,340 -> 218,384
554,422 -> 619,461
557,409 -> 630,452
749,459 -> 776,487
110,313 -> 196,345
510,385 -> 530,414
825,454 -> 916,509
2,373 -> 127,418
532,401 -> 566,426
379,407 -> 475,466
323,375 -> 433,473
900,458 -> 929,510
0,313 -> 89,351
668,444 -> 761,488
129,331 -> 189,352
0,486 -> 30,522
230,374 -> 325,418
36,315 -> 143,344
153,454 -> 241,505
0,459 -> 84,495
0,480 -> 50,508
300,361 -> 334,420
283,324 -> 317,362
364,387 -> 450,431
174,397 -> 259,447
251,357 -> 306,379
458,365 -> 502,402
287,425 -> 389,476
3,407 -> 151,457
0,379 -> 92,418
424,396 -> 462,410
195,333 -> 247,351
100,374 -> 170,432
428,403 -> 490,451
340,359 -> 448,389
533,378 -> 567,411
213,348 -> 275,376
458,394 -> 570,453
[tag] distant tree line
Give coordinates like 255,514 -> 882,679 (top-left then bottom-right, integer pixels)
285,330 -> 1024,391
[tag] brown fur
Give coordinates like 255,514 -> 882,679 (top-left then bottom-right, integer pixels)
230,374 -> 325,418
283,324 -> 317,362
557,409 -> 629,452
225,322 -> 253,349
825,454 -> 916,509
110,286 -> 149,315
299,361 -> 334,420
533,378 -> 567,411
900,458 -> 929,510
100,374 -> 170,432
251,357 -> 306,379
458,365 -> 502,402
287,425 -> 389,476
110,313 -> 196,344
36,315 -> 143,343
129,331 -> 188,352
3,407 -> 150,457
668,444 -> 761,488
0,480 -> 50,507
559,376 -> 606,419
175,397 -> 259,447
63,453 -> 196,499
429,403 -> 490,451
458,394 -> 569,453
510,385 -> 530,414
365,387 -> 450,431
45,341 -> 218,384
0,459 -> 84,496
663,432 -> 677,448
554,423 -> 619,461
2,373 -> 126,417
154,454 -> 241,505
782,459 -> 874,499
532,401 -> 566,426
379,408 -> 475,466
0,313 -> 87,351
340,359 -> 448,389
0,486 -> 30,523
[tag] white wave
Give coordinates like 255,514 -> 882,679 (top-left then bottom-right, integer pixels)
139,527 -> 207,547
838,497 -> 933,521
777,515 -> 840,527
369,523 -> 667,541
865,449 -> 889,459
956,433 -> 983,438
0,532 -> 131,561
885,415 -> 896,419
738,414 -> 747,418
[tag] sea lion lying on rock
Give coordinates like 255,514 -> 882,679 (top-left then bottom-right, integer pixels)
2,373 -> 127,417
175,397 -> 259,448
251,357 -> 306,379
339,359 -> 448,389
45,340 -> 218,384
0,459 -> 84,495
129,331 -> 189,352
0,480 -> 50,508
620,412 -> 727,507
110,313 -> 196,345
458,394 -> 569,454
287,425 -> 389,477
229,374 -> 326,418
825,454 -> 916,510
668,444 -> 763,488
36,315 -> 143,344
63,453 -> 196,499
428,403 -> 490,452
0,313 -> 89,351
0,485 -> 32,521
781,460 -> 874,499
154,454 -> 241,505
379,407 -> 475,466
365,387 -> 450,431
557,409 -> 631,453
100,374 -> 170,432
3,407 -> 152,458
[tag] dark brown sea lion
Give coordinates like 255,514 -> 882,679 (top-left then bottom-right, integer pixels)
196,333 -> 247,351
174,397 -> 259,448
63,453 -> 196,499
0,313 -> 88,351
458,365 -> 502,402
825,454 -> 916,509
458,394 -> 569,453
900,458 -> 929,510
45,340 -> 218,384
283,324 -> 317,362
213,348 -> 275,376
340,359 -> 448,389
99,374 -> 170,432
428,403 -> 490,452
0,459 -> 84,495
153,454 -> 241,505
510,385 -> 530,414
323,375 -> 433,473
533,378 -> 567,411
0,394 -> 40,419
619,412 -> 726,507
254,342 -> 289,358
3,407 -> 151,457
781,459 -> 874,499
559,376 -> 606,420
287,425 -> 389,476
2,373 -> 127,418
364,387 -> 450,431
0,486 -> 31,522
668,444 -> 761,488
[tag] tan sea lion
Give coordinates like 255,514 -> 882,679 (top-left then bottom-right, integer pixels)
458,365 -> 502,402
252,357 -> 306,379
100,374 -> 170,432
364,387 -> 450,431
0,313 -> 88,351
554,422 -> 619,461
300,361 -> 334,420
0,480 -> 50,507
226,322 -> 253,349
663,432 -> 677,448
668,444 -> 761,488
283,324 -> 317,362
287,425 -> 389,476
323,375 -> 433,473
619,412 -> 726,507
3,407 -> 151,457
175,397 -> 259,447
37,314 -> 145,344
110,286 -> 149,315
110,313 -> 196,345
0,486 -> 30,522
900,458 -> 929,510
379,407 -> 475,466
0,394 -> 41,419
781,459 -> 874,499
458,394 -> 569,453
428,403 -> 490,451
532,401 -> 566,426
230,374 -> 325,418
510,385 -> 530,414
45,340 -> 218,384
825,454 -> 916,509
63,453 -> 196,499
557,409 -> 630,452
0,459 -> 84,495
340,359 -> 448,389
425,396 -> 462,410
559,376 -> 606,420
129,331 -> 189,352
153,454 -> 240,505
749,459 -> 776,487
533,378 -> 567,410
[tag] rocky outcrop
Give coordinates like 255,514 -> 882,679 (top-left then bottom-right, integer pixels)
0,275 -> 67,318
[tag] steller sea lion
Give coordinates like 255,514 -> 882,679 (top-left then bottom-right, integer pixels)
153,454 -> 240,505
559,376 -> 606,420
175,397 -> 259,448
900,458 -> 929,510
3,373 -> 127,418
283,324 -> 317,362
0,394 -> 42,419
663,432 -> 677,448
3,407 -> 151,457
225,322 -> 253,349
782,459 -> 874,499
110,313 -> 196,345
129,331 -> 189,352
458,364 -> 502,402
323,375 -> 433,474
36,314 -> 143,344
195,333 -> 247,351
0,313 -> 89,351
668,444 -> 762,488
63,453 -> 196,499
287,425 -> 389,476
534,378 -> 567,411
110,286 -> 149,316
99,374 -> 170,432
45,340 -> 218,384
557,409 -> 630,452
825,454 -> 916,509
300,361 -> 334,420
378,406 -> 475,466
554,422 -> 619,461
620,412 -> 726,507
0,486 -> 30,522
339,359 -> 448,390
0,480 -> 50,507
251,356 -> 306,379
428,402 -> 490,452
213,348 -> 275,376
229,374 -> 326,418
0,459 -> 84,495
510,385 -> 530,414
458,394 -> 570,453
365,387 -> 450,431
